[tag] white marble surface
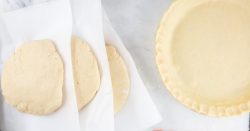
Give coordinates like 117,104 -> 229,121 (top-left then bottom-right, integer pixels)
103,0 -> 250,131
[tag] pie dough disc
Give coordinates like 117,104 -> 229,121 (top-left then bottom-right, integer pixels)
71,36 -> 100,111
156,0 -> 250,116
106,45 -> 130,114
1,40 -> 64,115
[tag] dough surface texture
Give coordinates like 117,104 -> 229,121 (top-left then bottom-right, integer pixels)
1,40 -> 64,115
71,36 -> 100,110
106,45 -> 130,113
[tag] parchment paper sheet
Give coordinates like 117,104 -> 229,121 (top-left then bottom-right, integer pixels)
0,0 -> 80,130
71,0 -> 114,130
103,10 -> 162,131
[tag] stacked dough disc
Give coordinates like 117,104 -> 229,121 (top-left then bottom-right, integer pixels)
1,40 -> 64,115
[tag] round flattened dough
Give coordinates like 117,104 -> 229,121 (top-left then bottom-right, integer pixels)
106,45 -> 130,113
1,40 -> 64,115
71,36 -> 100,111
156,0 -> 250,116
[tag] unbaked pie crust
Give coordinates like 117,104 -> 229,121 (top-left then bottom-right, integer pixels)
156,0 -> 250,117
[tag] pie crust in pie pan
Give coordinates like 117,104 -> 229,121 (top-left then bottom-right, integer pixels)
156,0 -> 250,117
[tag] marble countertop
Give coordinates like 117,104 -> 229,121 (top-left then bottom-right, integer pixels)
103,0 -> 249,130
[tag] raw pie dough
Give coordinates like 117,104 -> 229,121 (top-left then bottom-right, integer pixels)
106,45 -> 130,113
1,40 -> 63,115
71,36 -> 100,111
156,0 -> 250,116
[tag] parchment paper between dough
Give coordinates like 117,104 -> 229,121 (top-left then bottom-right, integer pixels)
103,9 -> 162,131
0,0 -> 80,131
70,0 -> 114,131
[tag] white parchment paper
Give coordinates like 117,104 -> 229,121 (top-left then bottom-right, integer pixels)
70,0 -> 114,131
103,10 -> 162,131
0,0 -> 81,131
